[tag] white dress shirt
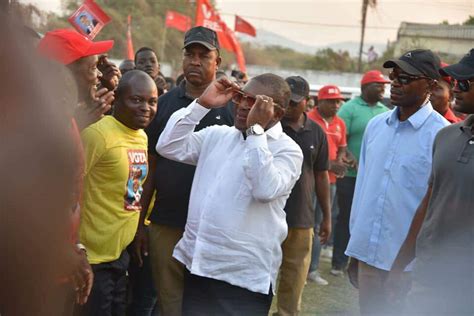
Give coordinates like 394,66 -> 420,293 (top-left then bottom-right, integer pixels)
156,100 -> 303,294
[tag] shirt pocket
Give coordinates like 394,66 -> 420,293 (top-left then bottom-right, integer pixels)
392,155 -> 430,189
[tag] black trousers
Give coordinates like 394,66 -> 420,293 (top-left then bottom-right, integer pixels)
332,177 -> 357,270
182,270 -> 273,316
75,250 -> 129,316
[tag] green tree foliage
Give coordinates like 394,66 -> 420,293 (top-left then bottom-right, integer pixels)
463,16 -> 474,25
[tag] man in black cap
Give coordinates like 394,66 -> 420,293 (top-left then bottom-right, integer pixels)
387,48 -> 474,315
132,26 -> 234,316
344,49 -> 449,315
275,76 -> 331,315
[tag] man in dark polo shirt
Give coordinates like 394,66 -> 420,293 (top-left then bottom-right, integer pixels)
276,76 -> 331,316
133,26 -> 234,316
387,49 -> 474,315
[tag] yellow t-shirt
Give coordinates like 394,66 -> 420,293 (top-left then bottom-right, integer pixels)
80,116 -> 148,264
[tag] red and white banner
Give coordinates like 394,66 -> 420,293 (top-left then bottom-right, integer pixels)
195,0 -> 246,72
165,10 -> 192,33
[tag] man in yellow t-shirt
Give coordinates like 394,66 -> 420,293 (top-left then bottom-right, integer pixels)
78,70 -> 158,315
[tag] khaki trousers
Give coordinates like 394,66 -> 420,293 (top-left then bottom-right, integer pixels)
358,260 -> 411,315
149,224 -> 185,316
276,228 -> 314,316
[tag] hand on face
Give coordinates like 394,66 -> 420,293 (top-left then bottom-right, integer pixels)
246,95 -> 276,129
75,87 -> 114,130
198,77 -> 240,109
98,56 -> 121,91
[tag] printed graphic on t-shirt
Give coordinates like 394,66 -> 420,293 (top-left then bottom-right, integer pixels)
124,149 -> 147,211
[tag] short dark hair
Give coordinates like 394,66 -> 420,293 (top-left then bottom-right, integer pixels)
252,73 -> 291,108
134,47 -> 158,63
115,70 -> 155,102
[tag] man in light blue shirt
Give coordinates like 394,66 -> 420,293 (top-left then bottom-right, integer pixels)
345,49 -> 449,315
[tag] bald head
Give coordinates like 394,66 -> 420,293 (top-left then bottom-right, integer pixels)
114,70 -> 158,130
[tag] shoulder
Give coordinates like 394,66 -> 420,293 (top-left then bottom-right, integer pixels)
81,116 -> 112,137
435,121 -> 462,139
366,110 -> 391,131
428,110 -> 450,127
279,133 -> 304,155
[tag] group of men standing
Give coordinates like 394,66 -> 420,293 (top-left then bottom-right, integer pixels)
32,21 -> 474,316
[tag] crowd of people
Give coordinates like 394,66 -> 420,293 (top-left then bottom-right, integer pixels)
2,12 -> 474,316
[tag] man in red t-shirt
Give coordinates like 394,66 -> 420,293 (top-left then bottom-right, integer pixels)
430,62 -> 462,124
307,85 -> 348,282
308,85 -> 348,183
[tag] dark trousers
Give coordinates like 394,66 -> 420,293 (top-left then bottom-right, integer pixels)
127,252 -> 158,316
75,250 -> 129,316
182,270 -> 273,316
332,177 -> 356,270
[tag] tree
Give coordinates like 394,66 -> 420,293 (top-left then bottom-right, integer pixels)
463,15 -> 474,25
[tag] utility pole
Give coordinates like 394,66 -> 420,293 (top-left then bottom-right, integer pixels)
357,0 -> 377,72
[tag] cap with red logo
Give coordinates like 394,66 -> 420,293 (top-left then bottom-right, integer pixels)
37,29 -> 114,65
318,85 -> 344,100
361,70 -> 390,86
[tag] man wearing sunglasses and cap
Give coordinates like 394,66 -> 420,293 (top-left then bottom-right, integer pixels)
276,76 -> 331,314
387,48 -> 474,315
134,26 -> 234,316
156,74 -> 303,315
344,49 -> 449,314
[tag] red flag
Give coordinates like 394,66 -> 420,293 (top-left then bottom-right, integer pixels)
195,0 -> 246,71
126,15 -> 134,60
234,15 -> 256,37
165,10 -> 192,33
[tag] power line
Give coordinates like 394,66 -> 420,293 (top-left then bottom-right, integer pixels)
220,13 -> 400,30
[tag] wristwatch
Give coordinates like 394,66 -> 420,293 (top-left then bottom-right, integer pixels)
246,124 -> 265,137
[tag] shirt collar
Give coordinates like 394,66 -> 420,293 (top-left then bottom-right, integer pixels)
443,107 -> 460,124
356,96 -> 385,108
266,122 -> 283,140
386,101 -> 433,129
460,115 -> 474,134
281,113 -> 313,132
177,80 -> 194,100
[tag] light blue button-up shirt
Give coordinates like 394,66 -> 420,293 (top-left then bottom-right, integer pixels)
345,102 -> 449,271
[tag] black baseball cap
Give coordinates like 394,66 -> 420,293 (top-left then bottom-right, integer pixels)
286,76 -> 310,103
439,49 -> 474,80
183,26 -> 220,51
383,49 -> 441,80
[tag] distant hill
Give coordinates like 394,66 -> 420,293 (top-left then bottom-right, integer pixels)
239,28 -> 387,57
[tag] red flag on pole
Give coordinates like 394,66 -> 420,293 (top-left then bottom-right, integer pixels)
195,0 -> 246,72
126,15 -> 134,60
165,10 -> 192,32
234,15 -> 256,37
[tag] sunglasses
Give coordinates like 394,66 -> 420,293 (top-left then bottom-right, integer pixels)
389,71 -> 430,85
232,89 -> 284,110
456,79 -> 473,92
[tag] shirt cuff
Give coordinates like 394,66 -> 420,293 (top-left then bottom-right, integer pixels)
187,99 -> 211,123
246,134 -> 268,150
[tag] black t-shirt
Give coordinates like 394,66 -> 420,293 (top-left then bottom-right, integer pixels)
145,80 -> 234,227
282,113 -> 329,228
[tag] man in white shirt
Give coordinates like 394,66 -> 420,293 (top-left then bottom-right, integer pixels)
156,74 -> 303,315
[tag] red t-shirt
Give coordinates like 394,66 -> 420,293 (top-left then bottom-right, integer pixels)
443,107 -> 463,124
308,107 -> 347,183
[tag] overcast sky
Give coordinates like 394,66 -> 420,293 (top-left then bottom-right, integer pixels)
25,0 -> 474,46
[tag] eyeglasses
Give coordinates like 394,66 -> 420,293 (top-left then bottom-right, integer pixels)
232,89 -> 284,110
389,71 -> 430,85
456,79 -> 473,92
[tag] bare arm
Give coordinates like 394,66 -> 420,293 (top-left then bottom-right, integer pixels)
132,154 -> 157,267
314,170 -> 331,243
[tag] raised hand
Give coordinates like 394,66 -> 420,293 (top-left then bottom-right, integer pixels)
198,77 -> 241,109
75,87 -> 114,130
246,95 -> 275,129
98,55 -> 121,91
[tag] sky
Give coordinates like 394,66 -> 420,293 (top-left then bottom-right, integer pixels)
25,0 -> 474,46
